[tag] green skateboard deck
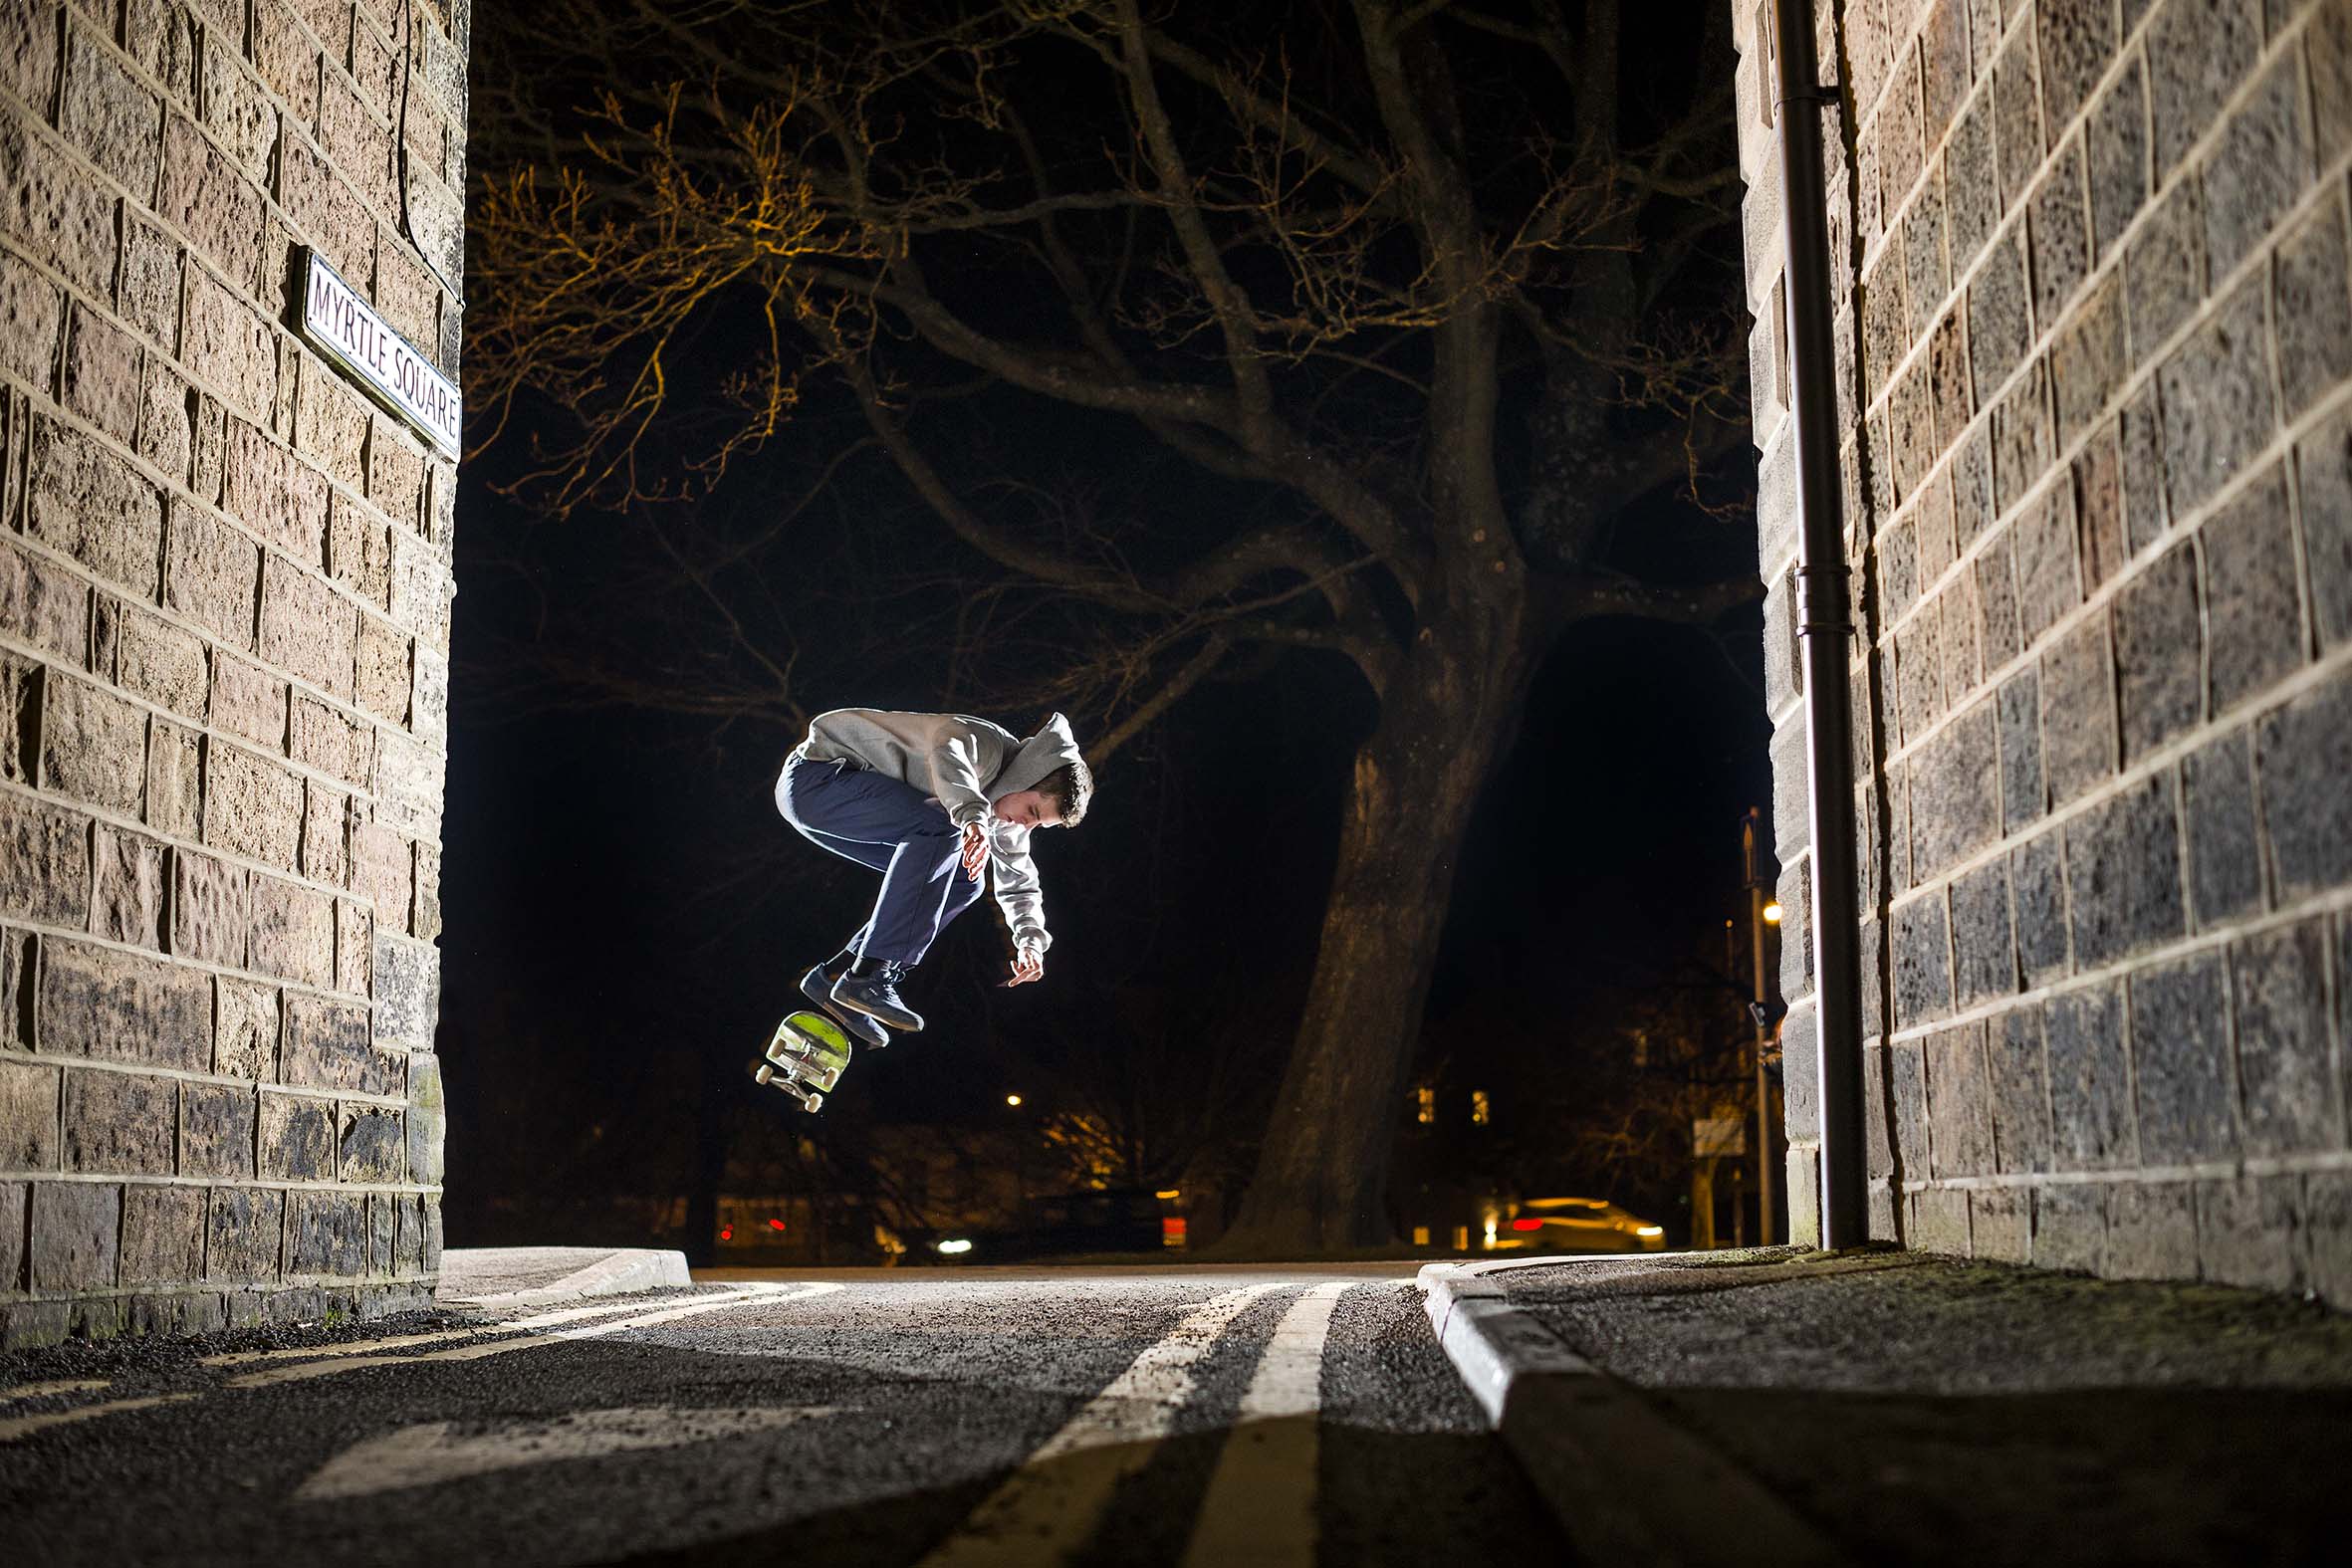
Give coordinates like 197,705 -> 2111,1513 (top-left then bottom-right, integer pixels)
754,1009 -> 854,1112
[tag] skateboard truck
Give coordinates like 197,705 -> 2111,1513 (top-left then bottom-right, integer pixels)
753,1010 -> 854,1114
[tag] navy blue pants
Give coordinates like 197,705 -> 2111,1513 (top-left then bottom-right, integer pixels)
776,754 -> 986,966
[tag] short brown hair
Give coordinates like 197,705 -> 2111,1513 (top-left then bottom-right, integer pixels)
1039,759 -> 1092,826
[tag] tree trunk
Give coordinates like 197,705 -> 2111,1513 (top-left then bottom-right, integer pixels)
1215,615 -> 1530,1253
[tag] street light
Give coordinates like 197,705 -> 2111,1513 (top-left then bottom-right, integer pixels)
1762,900 -> 1783,925
1005,1093 -> 1024,1107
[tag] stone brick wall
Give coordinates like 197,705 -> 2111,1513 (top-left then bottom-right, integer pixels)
1735,0 -> 2352,1298
0,0 -> 464,1346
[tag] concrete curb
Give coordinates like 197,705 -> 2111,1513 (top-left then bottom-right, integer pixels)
1418,1262 -> 1847,1567
440,1247 -> 694,1310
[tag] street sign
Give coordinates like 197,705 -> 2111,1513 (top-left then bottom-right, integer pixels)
296,247 -> 460,460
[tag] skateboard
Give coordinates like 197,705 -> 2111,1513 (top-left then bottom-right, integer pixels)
753,1010 -> 854,1112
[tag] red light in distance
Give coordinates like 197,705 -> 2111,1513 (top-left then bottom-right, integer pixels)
1512,1219 -> 1544,1232
768,1218 -> 787,1232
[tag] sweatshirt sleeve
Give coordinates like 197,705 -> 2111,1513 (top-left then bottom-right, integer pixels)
989,827 -> 1051,956
928,723 -> 1001,829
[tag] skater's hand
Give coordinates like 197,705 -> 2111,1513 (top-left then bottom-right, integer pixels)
960,819 -> 988,881
1008,948 -> 1045,987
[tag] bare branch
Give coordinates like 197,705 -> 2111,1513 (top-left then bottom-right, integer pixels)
827,331 -> 1146,602
1113,0 -> 1276,427
1088,634 -> 1231,763
1134,30 -> 1391,199
1542,570 -> 1761,634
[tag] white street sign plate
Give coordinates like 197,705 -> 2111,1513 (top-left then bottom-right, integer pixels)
297,247 -> 460,459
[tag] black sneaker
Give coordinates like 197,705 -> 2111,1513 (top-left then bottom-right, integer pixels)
831,960 -> 923,1032
801,962 -> 890,1048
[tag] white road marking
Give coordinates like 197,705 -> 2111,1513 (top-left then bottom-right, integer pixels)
1179,1280 -> 1354,1568
917,1283 -> 1281,1568
227,1282 -> 842,1389
0,1393 -> 201,1445
3,1284 -> 840,1444
1231,1282 -> 1353,1421
293,1404 -> 838,1500
199,1295 -> 707,1367
0,1378 -> 112,1402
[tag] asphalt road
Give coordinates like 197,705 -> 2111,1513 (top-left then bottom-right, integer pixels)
0,1265 -> 1558,1567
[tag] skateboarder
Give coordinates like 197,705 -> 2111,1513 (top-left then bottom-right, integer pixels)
775,707 -> 1091,1037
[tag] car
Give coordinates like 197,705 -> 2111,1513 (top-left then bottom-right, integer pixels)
926,1188 -> 1177,1261
1495,1196 -> 1668,1253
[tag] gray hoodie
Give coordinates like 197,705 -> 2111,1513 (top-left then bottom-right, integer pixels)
794,708 -> 1083,955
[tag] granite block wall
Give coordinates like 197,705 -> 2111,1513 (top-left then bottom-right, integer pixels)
1736,0 -> 2352,1299
0,0 -> 465,1345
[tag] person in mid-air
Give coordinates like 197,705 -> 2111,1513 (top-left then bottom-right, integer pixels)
774,708 -> 1091,1042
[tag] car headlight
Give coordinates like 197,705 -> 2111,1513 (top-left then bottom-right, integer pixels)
935,1237 -> 973,1254
1635,1225 -> 1663,1237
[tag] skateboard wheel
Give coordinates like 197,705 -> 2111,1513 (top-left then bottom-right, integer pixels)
754,1063 -> 775,1084
803,1092 -> 823,1113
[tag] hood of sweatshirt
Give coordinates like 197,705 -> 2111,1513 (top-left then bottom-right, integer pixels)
989,712 -> 1082,800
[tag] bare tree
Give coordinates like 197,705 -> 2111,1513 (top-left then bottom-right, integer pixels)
470,0 -> 1753,1250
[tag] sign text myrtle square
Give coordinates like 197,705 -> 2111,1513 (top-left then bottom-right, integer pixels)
298,249 -> 461,460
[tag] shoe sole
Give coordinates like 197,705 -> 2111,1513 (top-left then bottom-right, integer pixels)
828,986 -> 924,1032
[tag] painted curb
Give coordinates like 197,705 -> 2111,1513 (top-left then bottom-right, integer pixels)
1418,1263 -> 1846,1567
440,1248 -> 694,1310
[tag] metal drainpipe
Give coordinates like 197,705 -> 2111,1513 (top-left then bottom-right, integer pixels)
1769,0 -> 1869,1248
1743,807 -> 1774,1247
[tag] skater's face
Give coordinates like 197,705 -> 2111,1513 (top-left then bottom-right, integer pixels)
995,788 -> 1062,829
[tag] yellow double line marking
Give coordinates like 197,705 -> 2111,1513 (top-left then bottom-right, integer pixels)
916,1283 -> 1280,1568
918,1279 -> 1357,1568
1179,1280 -> 1352,1568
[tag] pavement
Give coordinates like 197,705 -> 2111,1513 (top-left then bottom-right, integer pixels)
1418,1245 -> 2352,1567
